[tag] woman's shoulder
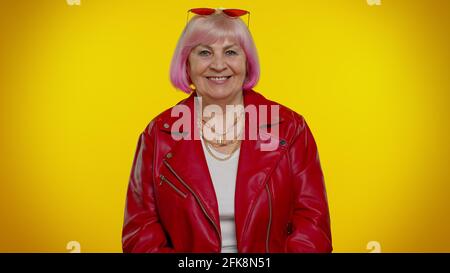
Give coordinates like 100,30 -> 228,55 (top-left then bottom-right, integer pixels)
141,96 -> 193,137
248,89 -> 307,132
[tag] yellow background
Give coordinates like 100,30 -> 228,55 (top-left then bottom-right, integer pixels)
0,0 -> 449,252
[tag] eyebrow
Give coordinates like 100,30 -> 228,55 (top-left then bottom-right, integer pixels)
197,44 -> 238,50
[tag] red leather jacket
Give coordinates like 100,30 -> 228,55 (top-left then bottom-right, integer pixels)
122,89 -> 332,253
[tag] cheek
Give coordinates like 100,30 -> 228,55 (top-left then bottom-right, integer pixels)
188,59 -> 209,79
231,58 -> 247,76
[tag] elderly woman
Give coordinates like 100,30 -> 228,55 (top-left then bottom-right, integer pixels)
122,8 -> 332,253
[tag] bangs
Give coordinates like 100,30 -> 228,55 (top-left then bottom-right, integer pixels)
184,14 -> 245,47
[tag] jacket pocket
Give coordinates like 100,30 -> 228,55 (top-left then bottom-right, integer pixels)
159,174 -> 188,199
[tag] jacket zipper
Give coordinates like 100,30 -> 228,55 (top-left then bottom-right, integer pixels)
162,159 -> 222,251
159,174 -> 188,198
265,183 -> 272,252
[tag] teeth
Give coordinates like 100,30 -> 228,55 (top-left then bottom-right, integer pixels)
208,76 -> 229,81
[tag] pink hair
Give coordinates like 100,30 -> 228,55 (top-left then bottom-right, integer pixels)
170,11 -> 260,93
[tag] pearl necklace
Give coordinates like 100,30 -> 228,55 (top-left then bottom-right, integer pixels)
197,109 -> 244,160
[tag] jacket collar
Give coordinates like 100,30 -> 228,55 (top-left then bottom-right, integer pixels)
157,89 -> 285,134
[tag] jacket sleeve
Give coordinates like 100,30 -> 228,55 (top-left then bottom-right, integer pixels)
285,116 -> 332,253
122,122 -> 175,253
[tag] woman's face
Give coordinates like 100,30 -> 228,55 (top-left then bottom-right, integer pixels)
188,38 -> 247,104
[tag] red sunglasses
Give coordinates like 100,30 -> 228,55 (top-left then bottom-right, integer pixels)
187,8 -> 250,28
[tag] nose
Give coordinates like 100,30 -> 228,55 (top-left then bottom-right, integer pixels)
209,54 -> 227,72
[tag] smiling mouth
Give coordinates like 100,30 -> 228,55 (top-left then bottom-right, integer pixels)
206,76 -> 232,84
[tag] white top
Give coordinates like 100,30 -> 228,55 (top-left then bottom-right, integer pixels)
200,137 -> 240,253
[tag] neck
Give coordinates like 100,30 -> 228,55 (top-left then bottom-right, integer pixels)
199,91 -> 244,114
195,91 -> 245,143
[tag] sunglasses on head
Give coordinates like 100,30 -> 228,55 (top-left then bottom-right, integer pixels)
186,8 -> 251,28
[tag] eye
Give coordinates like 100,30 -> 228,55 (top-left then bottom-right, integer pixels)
198,50 -> 211,56
225,50 -> 238,56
